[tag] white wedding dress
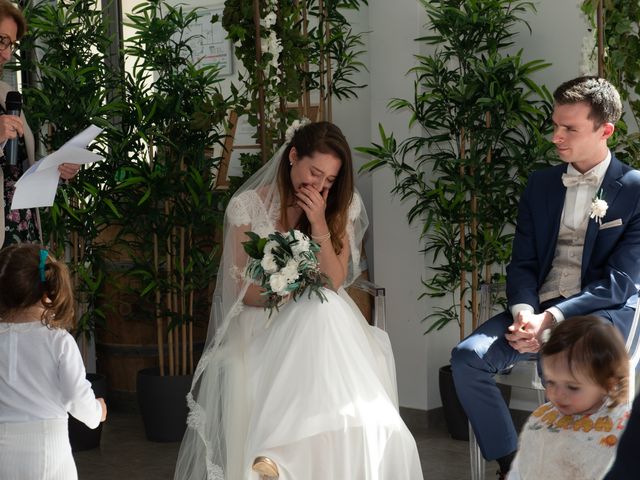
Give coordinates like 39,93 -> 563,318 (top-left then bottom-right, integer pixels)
174,186 -> 423,479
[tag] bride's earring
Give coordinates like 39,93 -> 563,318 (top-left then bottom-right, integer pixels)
252,456 -> 279,479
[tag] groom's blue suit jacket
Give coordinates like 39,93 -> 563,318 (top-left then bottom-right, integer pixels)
506,154 -> 640,335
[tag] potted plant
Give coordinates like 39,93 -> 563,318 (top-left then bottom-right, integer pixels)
106,0 -> 232,442
358,0 -> 554,439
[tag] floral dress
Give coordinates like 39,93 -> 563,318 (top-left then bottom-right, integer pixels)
1,132 -> 38,248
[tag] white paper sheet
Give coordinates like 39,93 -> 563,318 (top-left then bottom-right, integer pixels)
10,124 -> 104,209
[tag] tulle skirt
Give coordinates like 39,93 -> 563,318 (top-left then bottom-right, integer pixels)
176,288 -> 423,480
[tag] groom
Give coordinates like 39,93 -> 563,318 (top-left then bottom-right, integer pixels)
450,76 -> 640,478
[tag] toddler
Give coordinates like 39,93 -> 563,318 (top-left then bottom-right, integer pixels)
508,315 -> 630,479
0,243 -> 107,480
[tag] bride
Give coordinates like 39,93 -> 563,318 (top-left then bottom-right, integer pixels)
174,121 -> 423,479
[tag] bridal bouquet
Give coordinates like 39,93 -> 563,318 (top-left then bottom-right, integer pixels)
243,229 -> 328,313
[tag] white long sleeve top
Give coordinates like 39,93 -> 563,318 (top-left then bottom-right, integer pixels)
0,320 -> 102,428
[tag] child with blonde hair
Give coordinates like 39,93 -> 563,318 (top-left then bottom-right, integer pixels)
0,243 -> 107,480
508,316 -> 630,479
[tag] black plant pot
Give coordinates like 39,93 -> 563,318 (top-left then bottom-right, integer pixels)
69,373 -> 107,452
439,364 -> 511,441
137,367 -> 193,442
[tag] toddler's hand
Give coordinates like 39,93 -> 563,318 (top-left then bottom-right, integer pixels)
97,397 -> 107,422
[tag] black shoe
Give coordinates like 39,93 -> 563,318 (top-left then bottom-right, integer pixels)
496,469 -> 507,480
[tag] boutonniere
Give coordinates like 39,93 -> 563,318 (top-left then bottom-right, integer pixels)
590,189 -> 608,225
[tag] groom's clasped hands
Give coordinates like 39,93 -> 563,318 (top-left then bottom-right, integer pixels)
506,310 -> 555,353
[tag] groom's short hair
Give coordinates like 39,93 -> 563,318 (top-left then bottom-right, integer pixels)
553,76 -> 622,128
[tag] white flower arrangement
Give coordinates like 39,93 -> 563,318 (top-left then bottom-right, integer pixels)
590,190 -> 608,225
243,229 -> 328,316
258,0 -> 282,124
285,118 -> 311,144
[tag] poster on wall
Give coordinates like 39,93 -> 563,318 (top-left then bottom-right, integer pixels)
183,6 -> 233,76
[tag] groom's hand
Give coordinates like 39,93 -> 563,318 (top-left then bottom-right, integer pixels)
506,311 -> 553,353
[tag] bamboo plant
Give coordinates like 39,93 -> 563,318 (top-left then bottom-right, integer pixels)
115,0 -> 232,376
359,0 -> 555,340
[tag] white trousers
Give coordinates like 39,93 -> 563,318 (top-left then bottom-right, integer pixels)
0,418 -> 77,480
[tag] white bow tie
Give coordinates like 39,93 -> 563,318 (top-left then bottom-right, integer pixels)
561,171 -> 600,187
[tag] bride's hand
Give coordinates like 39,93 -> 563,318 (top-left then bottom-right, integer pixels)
296,185 -> 329,227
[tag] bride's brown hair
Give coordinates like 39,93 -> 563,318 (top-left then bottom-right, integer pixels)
277,121 -> 354,254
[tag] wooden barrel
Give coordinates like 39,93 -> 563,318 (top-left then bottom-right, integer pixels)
95,265 -> 208,411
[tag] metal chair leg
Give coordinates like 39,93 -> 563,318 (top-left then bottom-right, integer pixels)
469,421 -> 486,480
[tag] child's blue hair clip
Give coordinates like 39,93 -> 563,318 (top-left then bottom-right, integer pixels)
39,249 -> 48,282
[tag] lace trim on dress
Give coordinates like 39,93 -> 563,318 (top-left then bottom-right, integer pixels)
228,190 -> 279,238
206,463 -> 224,480
186,392 -> 205,430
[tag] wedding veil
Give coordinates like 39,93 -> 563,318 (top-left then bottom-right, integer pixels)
173,128 -> 369,480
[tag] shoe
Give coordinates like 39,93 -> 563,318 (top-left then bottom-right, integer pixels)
252,456 -> 279,479
496,469 -> 507,480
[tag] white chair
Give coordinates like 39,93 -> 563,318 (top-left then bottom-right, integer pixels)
468,285 -> 640,480
349,276 -> 386,330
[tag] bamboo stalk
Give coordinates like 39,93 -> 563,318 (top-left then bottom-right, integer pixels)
484,112 -> 497,292
484,111 -> 493,289
470,191 -> 478,331
188,226 -> 194,374
324,2 -> 332,122
153,232 -> 164,376
172,226 -> 179,375
458,128 -> 466,341
253,0 -> 267,163
302,2 -> 311,118
180,225 -> 186,376
318,0 -> 325,120
189,289 -> 194,374
597,0 -> 604,77
165,202 -> 174,376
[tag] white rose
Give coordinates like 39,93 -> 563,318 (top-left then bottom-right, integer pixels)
264,239 -> 279,254
590,198 -> 608,224
269,272 -> 288,294
291,239 -> 310,259
281,259 -> 300,283
261,253 -> 278,274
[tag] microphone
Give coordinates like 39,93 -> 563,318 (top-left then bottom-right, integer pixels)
5,91 -> 21,166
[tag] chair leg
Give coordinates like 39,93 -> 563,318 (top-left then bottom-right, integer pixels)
469,421 -> 486,480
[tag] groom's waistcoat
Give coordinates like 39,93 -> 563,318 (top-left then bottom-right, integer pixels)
538,215 -> 588,303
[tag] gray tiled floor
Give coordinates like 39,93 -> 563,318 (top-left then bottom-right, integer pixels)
75,408 -> 528,479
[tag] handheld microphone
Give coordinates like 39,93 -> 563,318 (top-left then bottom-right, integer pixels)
5,91 -> 21,166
